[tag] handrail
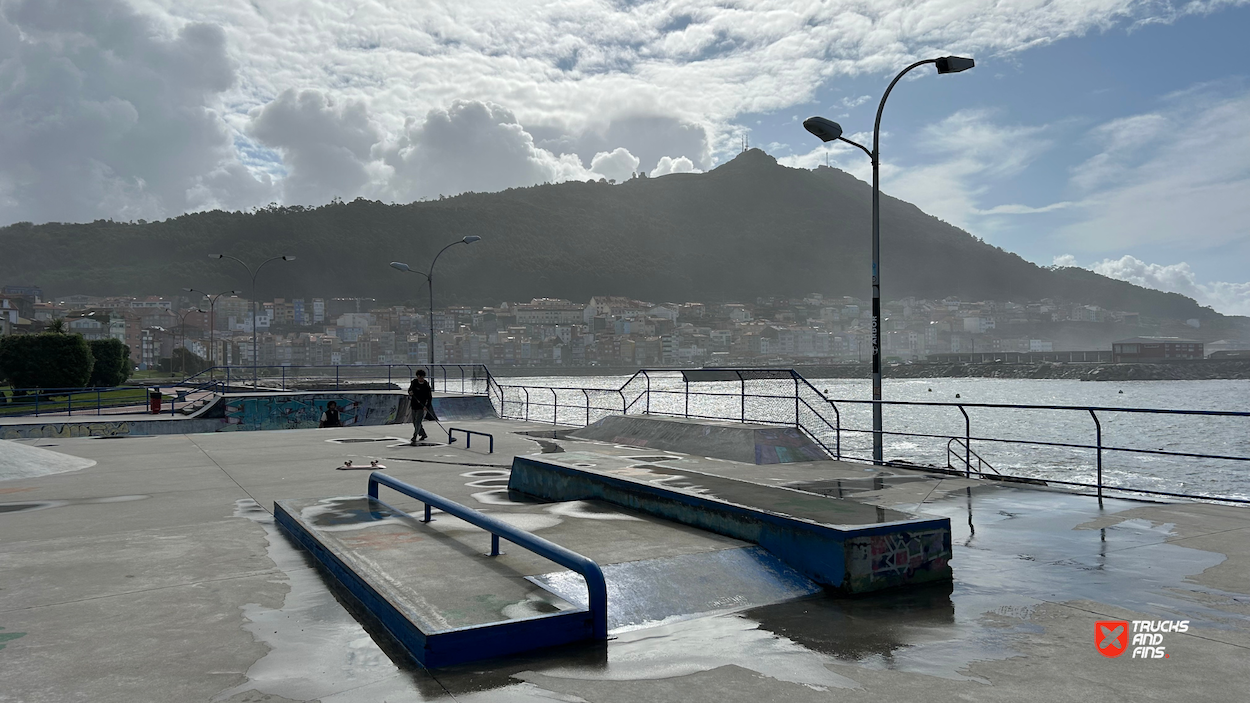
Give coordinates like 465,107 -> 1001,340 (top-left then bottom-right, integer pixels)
947,438 -> 1000,475
367,472 -> 608,639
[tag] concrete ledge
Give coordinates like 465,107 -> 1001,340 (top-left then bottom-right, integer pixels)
508,454 -> 952,594
570,414 -> 831,464
274,497 -> 596,668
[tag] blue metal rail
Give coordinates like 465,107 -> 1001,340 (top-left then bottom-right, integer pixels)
448,427 -> 494,453
366,471 -> 607,639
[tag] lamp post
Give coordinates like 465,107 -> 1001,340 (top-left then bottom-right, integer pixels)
210,254 -> 296,389
183,288 -> 238,379
175,308 -> 207,376
391,235 -> 482,366
804,55 -> 974,465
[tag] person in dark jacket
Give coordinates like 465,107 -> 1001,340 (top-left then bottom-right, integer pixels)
320,400 -> 343,428
408,370 -> 433,444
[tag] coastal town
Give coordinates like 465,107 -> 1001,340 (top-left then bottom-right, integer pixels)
2,284 -> 1245,371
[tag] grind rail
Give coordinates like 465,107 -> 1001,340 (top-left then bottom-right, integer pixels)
367,471 -> 608,639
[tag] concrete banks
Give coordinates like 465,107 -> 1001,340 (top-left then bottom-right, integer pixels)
1,417 -> 1248,701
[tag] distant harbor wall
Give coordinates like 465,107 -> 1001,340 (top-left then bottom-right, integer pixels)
487,360 -> 1250,381
797,359 -> 1250,381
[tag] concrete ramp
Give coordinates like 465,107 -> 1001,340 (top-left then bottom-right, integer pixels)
531,546 -> 821,631
0,439 -> 96,481
570,414 -> 830,464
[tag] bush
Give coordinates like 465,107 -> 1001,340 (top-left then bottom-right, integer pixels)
0,333 -> 94,389
157,348 -> 207,376
88,339 -> 132,387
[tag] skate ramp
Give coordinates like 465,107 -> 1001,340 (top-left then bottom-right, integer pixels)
570,414 -> 830,464
0,439 -> 96,481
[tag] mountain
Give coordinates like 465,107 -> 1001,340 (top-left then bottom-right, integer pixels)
0,149 -> 1225,321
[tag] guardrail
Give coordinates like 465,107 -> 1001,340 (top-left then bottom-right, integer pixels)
489,368 -> 1250,506
0,382 -> 222,418
180,363 -> 497,396
367,472 -> 607,638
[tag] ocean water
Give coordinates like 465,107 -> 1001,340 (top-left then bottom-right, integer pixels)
494,375 -> 1250,502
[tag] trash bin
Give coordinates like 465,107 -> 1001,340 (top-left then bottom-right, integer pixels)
149,388 -> 162,414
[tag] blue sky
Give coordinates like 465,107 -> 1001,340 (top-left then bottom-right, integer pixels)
1,0 -> 1248,312
768,5 -> 1250,312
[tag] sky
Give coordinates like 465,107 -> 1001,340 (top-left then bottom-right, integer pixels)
2,0 -> 1249,314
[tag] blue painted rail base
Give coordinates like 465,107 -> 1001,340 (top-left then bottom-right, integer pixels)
274,484 -> 606,668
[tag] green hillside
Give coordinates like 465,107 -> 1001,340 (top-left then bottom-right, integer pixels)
0,149 -> 1218,320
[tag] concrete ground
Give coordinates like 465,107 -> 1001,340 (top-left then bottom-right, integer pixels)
1,418 -> 1248,702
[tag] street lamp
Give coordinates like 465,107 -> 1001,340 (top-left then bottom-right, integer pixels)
210,254 -> 296,389
183,288 -> 239,379
804,55 -> 974,465
175,308 -> 207,377
391,235 -> 482,366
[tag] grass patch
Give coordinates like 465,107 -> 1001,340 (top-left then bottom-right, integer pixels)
0,387 -> 161,416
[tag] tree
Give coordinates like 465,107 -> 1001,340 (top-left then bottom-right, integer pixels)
158,348 -> 207,376
88,339 -> 133,387
0,333 -> 94,389
48,318 -> 66,334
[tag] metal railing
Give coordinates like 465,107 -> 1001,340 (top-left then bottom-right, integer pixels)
1,363 -> 500,419
947,437 -> 999,475
822,396 -> 1250,504
493,369 -> 843,459
367,472 -> 607,639
0,382 -> 215,418
488,368 -> 1250,506
180,363 -> 498,395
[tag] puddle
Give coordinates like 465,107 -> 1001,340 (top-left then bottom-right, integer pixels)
299,497 -> 413,533
216,499 -> 425,702
530,439 -> 565,454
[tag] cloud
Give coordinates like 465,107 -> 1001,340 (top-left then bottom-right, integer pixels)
588,147 -> 640,182
839,95 -> 873,109
6,0 -> 1248,223
650,156 -> 699,177
248,89 -> 381,206
1058,253 -> 1250,316
1053,86 -> 1250,253
376,100 -> 593,202
880,109 -> 1052,229
0,0 -> 267,224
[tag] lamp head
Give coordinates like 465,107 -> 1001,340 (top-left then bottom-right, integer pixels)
462,235 -> 482,244
935,56 -> 975,74
390,261 -> 412,272
803,117 -> 844,143
282,255 -> 296,261
182,287 -> 194,293
209,254 -> 223,260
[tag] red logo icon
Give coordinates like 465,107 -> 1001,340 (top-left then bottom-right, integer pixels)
1096,620 -> 1129,658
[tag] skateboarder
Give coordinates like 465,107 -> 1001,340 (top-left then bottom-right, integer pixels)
319,400 -> 344,428
407,370 -> 434,444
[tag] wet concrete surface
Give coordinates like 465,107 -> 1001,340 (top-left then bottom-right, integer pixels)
0,418 -> 1247,701
518,448 -> 916,525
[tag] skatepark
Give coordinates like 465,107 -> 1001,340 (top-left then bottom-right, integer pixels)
1,380 -> 1248,701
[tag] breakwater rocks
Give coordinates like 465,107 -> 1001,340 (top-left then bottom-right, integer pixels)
799,360 -> 1250,381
